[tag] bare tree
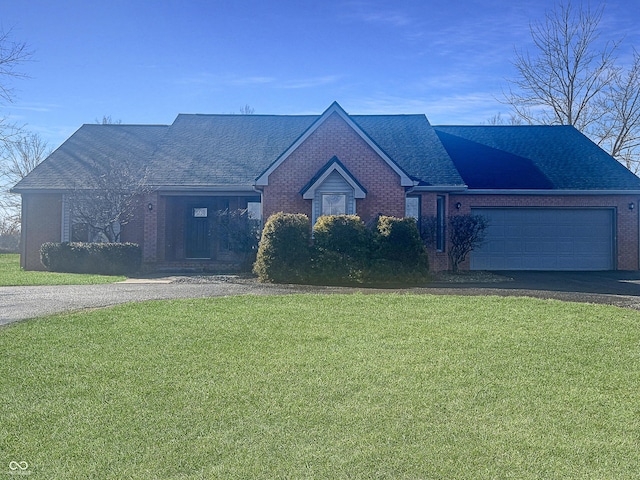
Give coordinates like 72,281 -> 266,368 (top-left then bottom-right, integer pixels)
595,50 -> 640,171
239,104 -> 255,115
485,113 -> 524,125
0,132 -> 49,232
0,28 -> 32,105
0,29 -> 32,147
448,214 -> 488,273
0,28 -> 35,234
70,156 -> 151,243
503,2 -> 640,171
96,115 -> 122,125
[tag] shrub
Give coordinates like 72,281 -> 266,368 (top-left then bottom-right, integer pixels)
40,242 -> 141,275
0,233 -> 20,253
368,216 -> 430,283
253,214 -> 431,286
253,213 -> 311,283
312,215 -> 371,283
374,216 -> 429,266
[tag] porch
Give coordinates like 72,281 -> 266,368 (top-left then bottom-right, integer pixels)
145,193 -> 261,272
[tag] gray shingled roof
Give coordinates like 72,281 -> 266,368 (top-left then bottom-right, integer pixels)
434,125 -> 640,190
353,115 -> 464,186
146,114 -> 317,187
13,109 -> 640,193
12,124 -> 169,191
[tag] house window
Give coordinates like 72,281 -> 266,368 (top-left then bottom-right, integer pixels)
322,194 -> 347,216
247,202 -> 262,221
436,195 -> 445,251
193,207 -> 208,218
405,196 -> 420,220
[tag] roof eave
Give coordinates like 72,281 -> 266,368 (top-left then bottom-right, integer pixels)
455,189 -> 640,195
408,185 -> 468,193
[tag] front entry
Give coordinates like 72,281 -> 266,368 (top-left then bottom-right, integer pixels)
186,207 -> 211,259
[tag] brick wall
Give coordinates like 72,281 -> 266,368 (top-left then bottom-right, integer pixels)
261,112 -> 406,223
20,193 -> 63,270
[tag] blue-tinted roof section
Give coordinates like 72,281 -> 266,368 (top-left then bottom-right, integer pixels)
434,130 -> 554,189
434,125 -> 640,190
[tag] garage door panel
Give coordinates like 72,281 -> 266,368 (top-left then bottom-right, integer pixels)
471,208 -> 614,271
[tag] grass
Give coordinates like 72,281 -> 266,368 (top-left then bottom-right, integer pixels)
1,294 -> 639,479
0,254 -> 125,286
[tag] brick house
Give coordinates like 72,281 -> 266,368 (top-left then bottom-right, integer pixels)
12,102 -> 640,272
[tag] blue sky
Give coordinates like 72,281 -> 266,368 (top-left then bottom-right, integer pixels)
2,0 -> 639,149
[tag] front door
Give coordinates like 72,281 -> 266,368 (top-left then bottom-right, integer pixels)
186,207 -> 211,259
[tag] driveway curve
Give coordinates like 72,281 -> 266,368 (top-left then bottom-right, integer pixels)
1,271 -> 640,326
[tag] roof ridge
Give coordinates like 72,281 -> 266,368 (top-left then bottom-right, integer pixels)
81,123 -> 170,128
433,124 -> 575,128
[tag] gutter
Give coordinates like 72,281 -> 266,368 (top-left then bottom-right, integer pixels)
454,189 -> 640,195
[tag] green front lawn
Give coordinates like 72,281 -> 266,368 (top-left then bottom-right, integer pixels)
2,294 -> 638,478
0,254 -> 125,286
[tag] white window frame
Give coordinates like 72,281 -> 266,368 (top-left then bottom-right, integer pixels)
322,193 -> 347,216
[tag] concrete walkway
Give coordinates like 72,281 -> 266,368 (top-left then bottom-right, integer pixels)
1,271 -> 640,326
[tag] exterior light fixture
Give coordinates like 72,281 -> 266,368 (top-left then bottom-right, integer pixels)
148,203 -> 153,211
629,202 -> 635,211
455,202 -> 462,210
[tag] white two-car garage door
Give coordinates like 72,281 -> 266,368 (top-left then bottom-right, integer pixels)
470,208 -> 615,271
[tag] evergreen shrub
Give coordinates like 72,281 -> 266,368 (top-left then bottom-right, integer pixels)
253,214 -> 430,286
40,242 -> 141,275
312,215 -> 371,284
253,212 -> 311,283
368,216 -> 430,283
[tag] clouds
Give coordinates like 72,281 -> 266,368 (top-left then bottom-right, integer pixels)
174,73 -> 343,90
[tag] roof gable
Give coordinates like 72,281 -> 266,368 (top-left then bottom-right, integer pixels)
255,102 -> 415,187
300,156 -> 367,199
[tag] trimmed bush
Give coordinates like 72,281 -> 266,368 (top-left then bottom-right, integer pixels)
40,242 -> 141,275
312,215 -> 370,283
368,216 -> 429,283
253,214 -> 431,286
253,213 -> 311,283
0,233 -> 20,253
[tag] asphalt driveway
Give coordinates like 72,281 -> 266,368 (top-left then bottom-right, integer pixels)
1,271 -> 639,326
